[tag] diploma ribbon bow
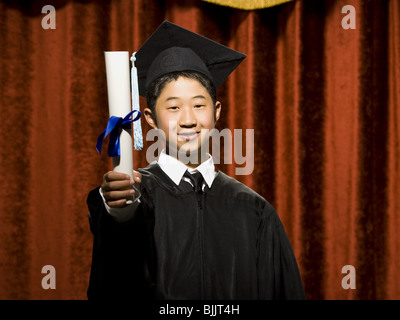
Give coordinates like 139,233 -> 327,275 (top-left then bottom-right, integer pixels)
96,110 -> 141,157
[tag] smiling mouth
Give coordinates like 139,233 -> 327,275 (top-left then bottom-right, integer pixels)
178,132 -> 200,141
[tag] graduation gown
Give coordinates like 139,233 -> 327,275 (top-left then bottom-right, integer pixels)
87,163 -> 306,300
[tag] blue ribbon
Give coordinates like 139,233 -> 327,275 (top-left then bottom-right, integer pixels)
96,110 -> 141,157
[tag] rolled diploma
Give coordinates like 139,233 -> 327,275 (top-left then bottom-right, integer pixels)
104,51 -> 134,189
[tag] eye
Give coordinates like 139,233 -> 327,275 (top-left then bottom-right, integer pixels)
168,106 -> 179,110
194,105 -> 204,109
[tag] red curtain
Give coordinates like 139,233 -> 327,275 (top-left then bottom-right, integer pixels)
0,0 -> 399,300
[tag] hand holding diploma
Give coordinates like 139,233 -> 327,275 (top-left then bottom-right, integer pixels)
101,170 -> 142,208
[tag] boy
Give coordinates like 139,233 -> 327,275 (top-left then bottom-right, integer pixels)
87,21 -> 305,300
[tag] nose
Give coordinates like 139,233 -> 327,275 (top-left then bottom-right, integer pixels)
179,106 -> 197,127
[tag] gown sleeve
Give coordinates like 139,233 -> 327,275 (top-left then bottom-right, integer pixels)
257,202 -> 306,300
86,186 -> 150,300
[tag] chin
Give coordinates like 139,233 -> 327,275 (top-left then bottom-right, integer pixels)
174,141 -> 204,164
167,137 -> 209,161
178,145 -> 201,155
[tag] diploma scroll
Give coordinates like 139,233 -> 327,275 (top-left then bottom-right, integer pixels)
104,51 -> 140,203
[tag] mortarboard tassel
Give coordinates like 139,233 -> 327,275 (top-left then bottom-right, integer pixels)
130,52 -> 143,150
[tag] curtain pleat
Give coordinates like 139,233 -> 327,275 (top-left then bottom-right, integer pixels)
323,0 -> 361,300
0,0 -> 399,300
0,3 -> 33,299
387,0 -> 400,300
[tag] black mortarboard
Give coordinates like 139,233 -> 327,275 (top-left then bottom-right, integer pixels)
134,20 -> 246,97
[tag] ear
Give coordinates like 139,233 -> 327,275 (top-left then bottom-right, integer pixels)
143,107 -> 158,129
214,101 -> 222,124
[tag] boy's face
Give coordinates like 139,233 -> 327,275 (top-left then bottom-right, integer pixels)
144,76 -> 221,156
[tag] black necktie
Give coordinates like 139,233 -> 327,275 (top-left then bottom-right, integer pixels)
184,171 -> 204,192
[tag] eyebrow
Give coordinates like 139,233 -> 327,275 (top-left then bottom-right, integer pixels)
165,95 -> 207,102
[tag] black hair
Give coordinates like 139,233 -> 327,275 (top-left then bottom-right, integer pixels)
145,70 -> 217,116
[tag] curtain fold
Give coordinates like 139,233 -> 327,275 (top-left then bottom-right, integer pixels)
0,0 -> 398,300
387,0 -> 400,300
322,0 -> 361,300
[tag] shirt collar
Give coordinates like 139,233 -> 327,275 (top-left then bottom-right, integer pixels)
158,150 -> 216,188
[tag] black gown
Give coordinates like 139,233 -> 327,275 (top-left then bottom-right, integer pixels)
86,163 -> 306,300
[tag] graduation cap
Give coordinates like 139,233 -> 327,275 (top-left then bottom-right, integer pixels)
133,20 -> 246,97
